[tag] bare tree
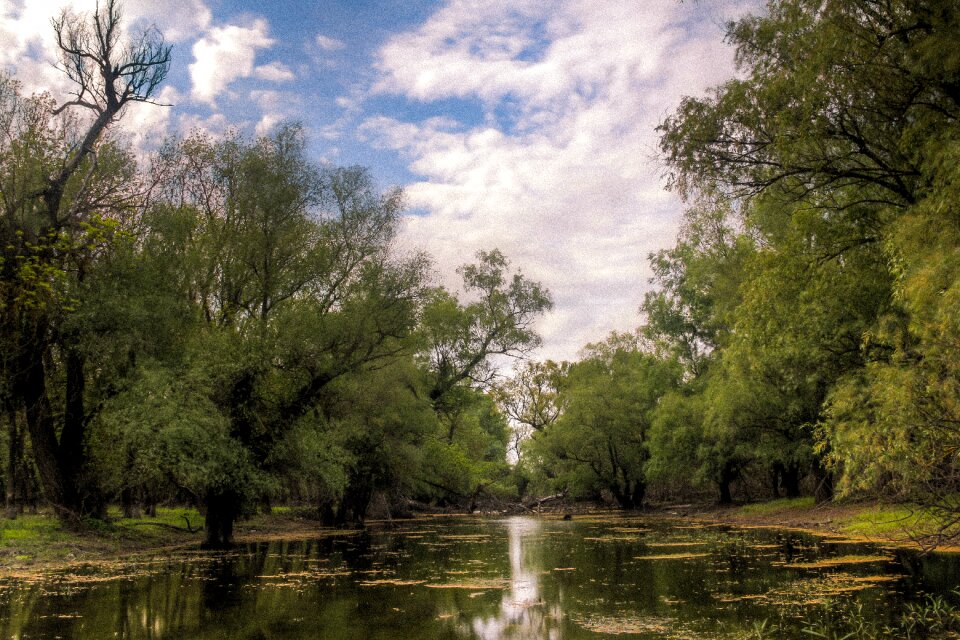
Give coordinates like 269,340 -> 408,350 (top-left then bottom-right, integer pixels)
45,0 -> 170,215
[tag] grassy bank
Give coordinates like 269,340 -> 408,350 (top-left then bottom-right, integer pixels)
0,506 -> 326,570
678,497 -> 955,551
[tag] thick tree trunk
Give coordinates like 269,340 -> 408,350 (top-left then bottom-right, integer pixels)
59,347 -> 104,518
717,460 -> 738,505
204,491 -> 239,548
120,486 -> 140,519
629,480 -> 646,509
19,341 -> 67,513
611,480 -> 644,509
319,480 -> 374,528
782,463 -> 802,499
769,463 -> 782,499
718,479 -> 733,505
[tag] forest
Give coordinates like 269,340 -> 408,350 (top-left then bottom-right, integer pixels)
1,0 -> 959,551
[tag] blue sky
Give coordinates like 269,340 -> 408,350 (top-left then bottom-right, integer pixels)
1,0 -> 760,361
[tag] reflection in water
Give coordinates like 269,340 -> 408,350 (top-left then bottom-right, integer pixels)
467,517 -> 562,640
0,516 -> 957,639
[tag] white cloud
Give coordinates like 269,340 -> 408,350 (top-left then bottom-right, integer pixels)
315,34 -> 345,51
366,0 -> 758,361
123,0 -> 212,42
253,61 -> 295,82
248,88 -> 300,137
121,85 -> 180,157
189,17 -> 275,106
0,0 -> 209,98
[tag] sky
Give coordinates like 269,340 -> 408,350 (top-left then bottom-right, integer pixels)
0,0 -> 761,362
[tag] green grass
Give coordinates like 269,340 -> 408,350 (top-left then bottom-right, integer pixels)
112,506 -> 204,531
0,514 -> 69,545
0,507 -> 207,565
739,497 -> 815,516
839,503 -> 937,538
0,514 -> 73,563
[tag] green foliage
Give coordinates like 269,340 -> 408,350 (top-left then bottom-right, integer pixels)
89,363 -> 264,507
526,334 -> 681,507
647,0 -> 960,527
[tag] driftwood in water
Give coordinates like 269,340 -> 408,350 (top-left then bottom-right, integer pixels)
523,492 -> 567,511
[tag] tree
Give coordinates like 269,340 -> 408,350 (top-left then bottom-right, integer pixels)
138,129 -> 429,545
421,249 -> 553,408
0,0 -> 170,520
527,334 -> 680,508
641,199 -> 754,503
414,250 -> 551,509
492,359 -> 567,460
655,0 -> 960,521
658,0 -> 958,209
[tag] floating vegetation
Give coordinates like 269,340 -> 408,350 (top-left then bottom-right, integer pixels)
645,541 -> 706,548
783,554 -> 892,569
358,578 -> 426,586
715,572 -> 903,607
424,578 -> 508,589
583,535 -> 644,543
634,553 -> 711,561
572,613 -> 674,635
818,537 -> 871,545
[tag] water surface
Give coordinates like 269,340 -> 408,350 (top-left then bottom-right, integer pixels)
1,514 -> 957,639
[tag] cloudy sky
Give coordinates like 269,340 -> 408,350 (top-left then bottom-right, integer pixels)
1,0 -> 760,362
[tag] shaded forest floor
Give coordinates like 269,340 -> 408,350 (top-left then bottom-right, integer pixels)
0,499 -> 954,577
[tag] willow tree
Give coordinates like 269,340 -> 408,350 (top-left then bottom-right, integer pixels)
658,0 -> 960,521
137,128 -> 429,545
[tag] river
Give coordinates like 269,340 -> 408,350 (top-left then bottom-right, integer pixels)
1,513 -> 958,638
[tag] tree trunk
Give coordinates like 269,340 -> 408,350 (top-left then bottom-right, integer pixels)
204,491 -> 239,548
782,463 -> 801,498
717,460 -> 738,505
629,480 -> 646,509
120,486 -> 140,519
19,340 -> 67,513
812,460 -> 834,504
5,403 -> 21,518
769,463 -> 782,499
15,331 -> 103,522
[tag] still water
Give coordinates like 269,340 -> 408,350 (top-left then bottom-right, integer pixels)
1,514 -> 958,639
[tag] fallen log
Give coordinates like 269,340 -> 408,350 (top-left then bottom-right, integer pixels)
523,492 -> 567,510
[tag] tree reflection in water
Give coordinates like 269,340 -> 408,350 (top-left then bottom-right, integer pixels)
466,517 -> 563,640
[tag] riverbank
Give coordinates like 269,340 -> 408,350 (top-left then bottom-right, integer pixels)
0,498 -> 952,575
0,507 -> 323,571
646,497 -> 958,552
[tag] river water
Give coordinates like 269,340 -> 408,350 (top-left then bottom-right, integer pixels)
1,514 -> 958,639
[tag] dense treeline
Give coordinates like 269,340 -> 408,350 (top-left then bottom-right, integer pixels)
512,0 -> 960,541
0,1 -> 551,546
3,0 -> 960,547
